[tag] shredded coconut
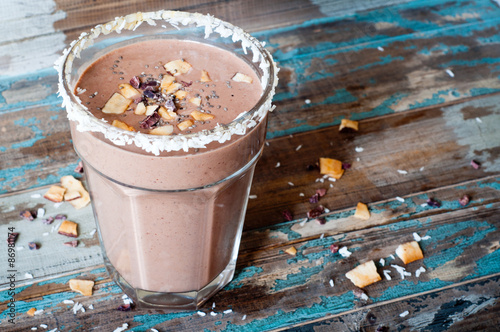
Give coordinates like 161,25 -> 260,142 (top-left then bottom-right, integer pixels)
63,300 -> 74,304
400,310 -> 409,317
248,195 -> 257,199
392,264 -> 411,279
397,169 -> 408,175
396,196 -> 405,203
377,46 -> 384,51
25,273 -> 34,279
242,314 -> 247,320
196,311 -> 206,317
445,69 -> 455,77
383,270 -> 392,280
413,232 -> 422,242
415,266 -> 426,277
223,309 -> 233,314
379,258 -> 385,266
275,162 -> 280,168
420,235 -> 431,240
113,323 -> 129,332
329,279 -> 334,287
295,145 -> 302,151
288,182 -> 294,186
355,146 -> 364,152
476,117 -> 482,123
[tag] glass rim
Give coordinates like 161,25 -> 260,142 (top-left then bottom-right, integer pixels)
56,10 -> 278,156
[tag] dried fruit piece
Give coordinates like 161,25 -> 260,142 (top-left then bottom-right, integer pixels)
395,241 -> 424,264
27,308 -> 37,316
112,120 -> 135,132
282,209 -> 293,222
158,106 -> 177,121
42,216 -> 54,225
232,72 -> 253,83
69,279 -> 94,296
459,195 -> 470,206
316,188 -> 327,197
28,242 -> 40,250
20,210 -> 37,221
44,185 -> 67,203
118,83 -> 141,100
64,240 -> 79,248
61,176 -> 90,209
177,119 -> 194,131
149,125 -> 174,136
58,220 -> 78,238
470,160 -> 481,169
319,158 -> 345,180
102,92 -> 133,114
345,260 -> 382,288
285,246 -> 297,256
191,110 -> 215,121
354,202 -> 370,220
200,70 -> 212,82
339,119 -> 359,131
164,59 -> 192,76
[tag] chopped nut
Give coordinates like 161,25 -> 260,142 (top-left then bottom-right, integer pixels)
345,260 -> 382,288
177,119 -> 194,131
354,202 -> 370,220
60,176 -> 90,209
200,70 -> 212,82
395,241 -> 424,264
43,185 -> 67,203
145,105 -> 159,116
339,119 -> 359,131
102,92 -> 133,114
58,220 -> 78,238
112,120 -> 135,132
27,308 -> 37,316
319,158 -> 344,180
164,59 -> 192,76
149,125 -> 174,136
285,246 -> 297,256
191,110 -> 215,121
69,279 -> 94,296
232,72 -> 253,83
118,83 -> 141,100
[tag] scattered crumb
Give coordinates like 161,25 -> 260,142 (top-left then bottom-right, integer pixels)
400,310 -> 410,317
355,147 -> 364,152
391,264 -> 411,279
339,246 -> 352,258
329,279 -> 334,287
413,232 -> 422,242
397,169 -> 408,175
395,196 -> 405,203
396,241 -> 424,264
415,266 -> 426,277
113,323 -> 129,332
197,311 -> 206,317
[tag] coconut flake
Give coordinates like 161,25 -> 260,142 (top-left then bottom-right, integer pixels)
392,264 -> 411,279
397,169 -> 408,175
113,323 -> 129,332
415,266 -> 426,277
379,258 -> 385,266
383,270 -> 392,280
395,196 -> 405,203
223,309 -> 233,314
197,311 -> 206,317
445,69 -> 454,77
413,232 -> 422,242
400,310 -> 410,317
329,279 -> 334,287
338,246 -> 352,258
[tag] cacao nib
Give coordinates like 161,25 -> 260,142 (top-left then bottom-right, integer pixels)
64,240 -> 79,248
42,216 -> 55,225
20,210 -> 36,221
142,79 -> 160,91
307,206 -> 325,219
459,195 -> 470,206
180,80 -> 192,87
28,242 -> 40,250
140,110 -> 161,129
164,98 -> 177,112
329,244 -> 339,253
471,160 -> 481,169
426,198 -> 441,208
316,188 -> 327,197
55,214 -> 67,221
376,326 -> 389,332
309,193 -> 320,204
143,90 -> 158,99
130,76 -> 141,89
306,164 -> 318,171
342,162 -> 352,169
117,303 -> 133,311
282,209 -> 293,222
74,161 -> 84,173
7,232 -> 19,245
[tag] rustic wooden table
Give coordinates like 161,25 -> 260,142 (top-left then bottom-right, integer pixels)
1,0 -> 500,331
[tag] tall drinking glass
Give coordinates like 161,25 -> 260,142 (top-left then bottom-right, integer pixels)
57,11 -> 278,310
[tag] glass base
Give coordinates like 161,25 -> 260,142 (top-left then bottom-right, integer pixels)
103,254 -> 235,310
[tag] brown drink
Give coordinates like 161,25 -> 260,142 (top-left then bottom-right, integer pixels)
57,11 -> 278,310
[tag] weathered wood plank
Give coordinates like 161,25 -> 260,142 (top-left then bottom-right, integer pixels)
1,177 -> 498,331
2,1 -> 500,195
282,274 -> 500,332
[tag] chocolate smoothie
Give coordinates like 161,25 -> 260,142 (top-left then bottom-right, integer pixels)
58,10 -> 278,309
73,39 -> 264,293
